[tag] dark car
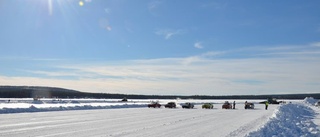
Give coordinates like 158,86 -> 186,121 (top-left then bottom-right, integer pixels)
181,103 -> 194,109
259,98 -> 281,104
244,102 -> 255,109
222,101 -> 232,109
165,102 -> 176,108
121,97 -> 128,102
148,102 -> 161,108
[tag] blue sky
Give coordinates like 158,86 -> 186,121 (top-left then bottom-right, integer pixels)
0,0 -> 320,95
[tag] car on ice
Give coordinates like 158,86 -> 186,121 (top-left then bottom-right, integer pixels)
316,101 -> 320,107
181,103 -> 194,109
244,102 -> 255,109
148,102 -> 161,108
202,103 -> 213,109
259,98 -> 282,104
165,102 -> 176,108
222,101 -> 232,109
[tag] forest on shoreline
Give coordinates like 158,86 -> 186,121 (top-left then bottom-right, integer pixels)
0,86 -> 319,100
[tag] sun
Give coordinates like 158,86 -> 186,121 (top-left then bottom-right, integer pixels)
79,1 -> 84,6
46,0 -> 87,15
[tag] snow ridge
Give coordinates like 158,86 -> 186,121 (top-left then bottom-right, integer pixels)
304,97 -> 318,106
0,104 -> 146,114
227,112 -> 271,137
246,103 -> 320,137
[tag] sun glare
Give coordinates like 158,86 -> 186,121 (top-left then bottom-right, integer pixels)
46,0 -> 87,15
48,0 -> 53,15
79,1 -> 84,6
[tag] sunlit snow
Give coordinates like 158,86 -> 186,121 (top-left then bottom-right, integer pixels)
0,98 -> 319,137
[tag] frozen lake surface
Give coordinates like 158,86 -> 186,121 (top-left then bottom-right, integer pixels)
0,98 -> 319,137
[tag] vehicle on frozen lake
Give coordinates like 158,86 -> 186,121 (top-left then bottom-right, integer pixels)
165,102 -> 176,108
202,103 -> 213,109
148,102 -> 161,108
222,101 -> 232,109
259,98 -> 283,104
244,102 -> 255,109
316,101 -> 320,107
181,103 -> 194,109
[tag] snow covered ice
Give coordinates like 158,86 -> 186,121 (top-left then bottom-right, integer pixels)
0,98 -> 319,137
246,103 -> 320,137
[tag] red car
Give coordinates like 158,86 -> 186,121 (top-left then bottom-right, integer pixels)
148,102 -> 161,108
222,101 -> 232,109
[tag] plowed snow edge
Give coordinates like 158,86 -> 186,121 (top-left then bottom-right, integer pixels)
246,103 -> 320,137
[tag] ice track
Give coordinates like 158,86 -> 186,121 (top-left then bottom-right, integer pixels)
0,104 -> 276,137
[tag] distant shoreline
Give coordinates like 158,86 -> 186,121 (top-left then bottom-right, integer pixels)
0,86 -> 319,99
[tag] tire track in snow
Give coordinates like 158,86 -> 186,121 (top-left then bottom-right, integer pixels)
31,109 -> 194,137
226,112 -> 273,137
107,112 -> 214,137
1,104 -> 278,137
0,109 -> 153,136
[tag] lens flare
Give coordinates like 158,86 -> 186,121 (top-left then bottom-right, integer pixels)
48,0 -> 53,15
79,1 -> 84,6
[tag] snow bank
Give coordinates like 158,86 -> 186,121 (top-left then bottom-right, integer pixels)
31,100 -> 46,104
0,103 -> 146,114
68,100 -> 81,104
304,97 -> 318,106
246,103 -> 320,137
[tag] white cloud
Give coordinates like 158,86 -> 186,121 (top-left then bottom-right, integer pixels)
194,42 -> 203,49
155,29 -> 185,39
311,42 -> 320,47
227,44 -> 320,58
48,0 -> 53,15
23,70 -> 83,77
180,51 -> 225,65
200,51 -> 225,57
264,45 -> 303,51
262,51 -> 320,56
2,54 -> 320,95
2,43 -> 320,95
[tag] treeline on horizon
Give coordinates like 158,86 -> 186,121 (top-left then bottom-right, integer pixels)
0,86 -> 319,100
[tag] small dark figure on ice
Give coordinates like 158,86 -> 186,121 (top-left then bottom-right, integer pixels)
233,101 -> 236,109
265,102 -> 269,110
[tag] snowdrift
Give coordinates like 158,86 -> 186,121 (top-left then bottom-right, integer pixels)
0,103 -> 146,114
246,103 -> 320,137
304,97 -> 319,106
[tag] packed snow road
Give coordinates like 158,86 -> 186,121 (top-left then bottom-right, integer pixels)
0,104 -> 276,137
